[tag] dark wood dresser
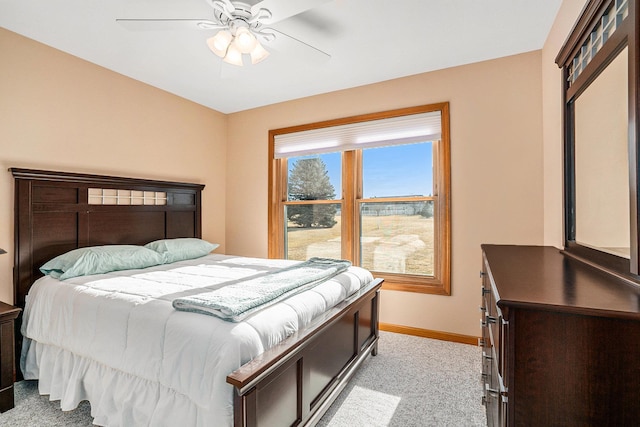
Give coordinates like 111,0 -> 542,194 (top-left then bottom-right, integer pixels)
480,245 -> 640,427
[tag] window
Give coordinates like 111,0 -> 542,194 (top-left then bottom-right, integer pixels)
268,103 -> 451,294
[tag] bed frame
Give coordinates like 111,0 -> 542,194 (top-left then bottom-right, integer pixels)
11,168 -> 382,427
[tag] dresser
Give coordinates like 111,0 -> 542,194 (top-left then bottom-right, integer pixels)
480,245 -> 640,427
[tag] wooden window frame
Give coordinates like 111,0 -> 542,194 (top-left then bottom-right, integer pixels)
268,103 -> 451,295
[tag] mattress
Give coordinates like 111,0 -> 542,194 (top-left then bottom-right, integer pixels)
20,254 -> 373,426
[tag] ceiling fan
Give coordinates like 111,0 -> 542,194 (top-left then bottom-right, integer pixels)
117,0 -> 332,66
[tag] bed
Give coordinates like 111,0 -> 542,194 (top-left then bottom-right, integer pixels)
11,168 -> 383,427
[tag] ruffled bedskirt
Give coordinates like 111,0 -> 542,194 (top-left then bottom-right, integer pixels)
21,339 -> 232,427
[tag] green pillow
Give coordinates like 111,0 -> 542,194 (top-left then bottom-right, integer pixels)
144,238 -> 219,264
40,245 -> 164,280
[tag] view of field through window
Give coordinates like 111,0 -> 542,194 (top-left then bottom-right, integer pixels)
285,143 -> 435,276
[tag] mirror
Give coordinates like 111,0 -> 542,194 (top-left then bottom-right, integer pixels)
557,0 -> 638,277
573,47 -> 629,258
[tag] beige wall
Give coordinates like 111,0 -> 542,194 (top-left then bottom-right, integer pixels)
541,0 -> 588,247
0,28 -> 228,304
226,51 -> 545,337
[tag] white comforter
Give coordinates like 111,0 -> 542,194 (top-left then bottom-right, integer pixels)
20,254 -> 373,426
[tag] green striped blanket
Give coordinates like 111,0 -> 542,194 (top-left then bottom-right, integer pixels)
172,257 -> 351,322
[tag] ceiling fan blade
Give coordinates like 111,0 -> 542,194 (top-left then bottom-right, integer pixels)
266,28 -> 330,64
252,0 -> 332,25
116,19 -> 224,31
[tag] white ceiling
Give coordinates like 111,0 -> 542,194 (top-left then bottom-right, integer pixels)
0,0 -> 562,114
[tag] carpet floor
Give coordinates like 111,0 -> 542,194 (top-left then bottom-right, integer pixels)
0,331 -> 486,426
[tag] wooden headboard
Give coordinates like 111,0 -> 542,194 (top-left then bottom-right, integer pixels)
11,168 -> 205,309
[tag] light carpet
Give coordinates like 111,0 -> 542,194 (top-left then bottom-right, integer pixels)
0,331 -> 486,426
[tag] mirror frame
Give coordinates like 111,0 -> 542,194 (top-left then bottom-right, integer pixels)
556,0 -> 639,279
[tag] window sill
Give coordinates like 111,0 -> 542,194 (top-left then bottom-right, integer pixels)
378,275 -> 450,295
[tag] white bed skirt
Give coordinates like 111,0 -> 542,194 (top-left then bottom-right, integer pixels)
22,339 -> 233,427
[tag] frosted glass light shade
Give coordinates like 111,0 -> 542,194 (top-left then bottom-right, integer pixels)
234,27 -> 257,54
223,43 -> 244,66
250,43 -> 270,64
207,30 -> 232,57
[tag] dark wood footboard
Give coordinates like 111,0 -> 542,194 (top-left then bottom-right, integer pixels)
227,278 -> 382,427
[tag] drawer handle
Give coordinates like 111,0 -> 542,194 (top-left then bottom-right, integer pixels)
485,314 -> 497,324
485,384 -> 499,397
479,305 -> 487,313
478,338 -> 485,347
481,287 -> 490,296
483,351 -> 493,361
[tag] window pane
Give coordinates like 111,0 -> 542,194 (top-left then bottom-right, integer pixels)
360,201 -> 434,276
362,142 -> 433,198
285,204 -> 342,261
287,153 -> 341,201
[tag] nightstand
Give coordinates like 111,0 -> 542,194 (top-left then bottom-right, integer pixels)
0,302 -> 21,412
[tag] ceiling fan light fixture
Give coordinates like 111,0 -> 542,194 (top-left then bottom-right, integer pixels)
234,26 -> 257,54
207,30 -> 233,57
250,42 -> 270,64
119,0 -> 332,70
223,43 -> 244,66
